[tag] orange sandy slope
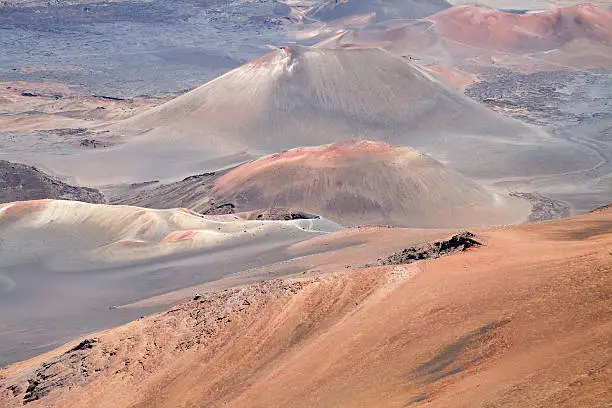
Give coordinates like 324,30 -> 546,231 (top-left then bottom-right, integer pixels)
0,207 -> 610,407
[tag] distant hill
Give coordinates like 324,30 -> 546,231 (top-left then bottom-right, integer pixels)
0,160 -> 104,204
211,140 -> 529,228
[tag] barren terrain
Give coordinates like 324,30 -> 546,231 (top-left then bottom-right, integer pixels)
211,141 -> 530,227
0,199 -> 339,365
1,207 -> 610,407
1,0 -> 611,405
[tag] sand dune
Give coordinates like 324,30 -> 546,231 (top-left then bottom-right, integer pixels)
121,45 -> 525,148
0,199 -> 340,365
211,140 -> 530,227
1,207 -> 610,407
0,199 -> 339,269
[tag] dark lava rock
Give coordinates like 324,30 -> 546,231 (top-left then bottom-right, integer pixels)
589,203 -> 612,213
202,202 -> 236,215
20,338 -> 98,404
509,192 -> 570,222
0,160 -> 105,204
250,208 -> 320,221
79,138 -> 107,148
67,339 -> 97,353
364,232 -> 481,267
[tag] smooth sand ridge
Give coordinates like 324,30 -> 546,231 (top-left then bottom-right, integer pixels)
0,207 -> 610,407
0,199 -> 341,365
211,140 -> 531,227
0,199 -> 340,269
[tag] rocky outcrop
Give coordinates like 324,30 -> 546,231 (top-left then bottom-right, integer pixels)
238,208 -> 320,221
0,160 -> 104,204
364,232 -> 481,267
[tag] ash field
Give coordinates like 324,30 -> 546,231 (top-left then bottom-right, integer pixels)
1,1 -> 611,407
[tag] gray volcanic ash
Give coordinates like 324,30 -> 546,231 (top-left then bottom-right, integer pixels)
306,0 -> 451,23
109,45 -> 583,183
8,46 -> 593,186
0,199 -> 340,365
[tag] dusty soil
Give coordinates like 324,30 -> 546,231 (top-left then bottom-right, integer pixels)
0,81 -> 166,132
210,141 -> 530,228
1,207 -> 610,407
465,68 -> 612,214
105,172 -> 222,213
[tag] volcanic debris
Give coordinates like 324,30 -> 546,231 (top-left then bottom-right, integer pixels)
364,232 -> 481,267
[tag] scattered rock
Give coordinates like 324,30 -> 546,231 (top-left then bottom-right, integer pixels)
251,208 -> 320,221
589,203 -> 612,213
364,232 -> 481,267
510,192 -> 571,221
93,95 -> 128,102
202,202 -> 235,215
181,172 -> 216,182
67,339 -> 97,353
6,385 -> 21,397
20,337 -> 98,403
41,128 -> 88,136
79,138 -> 107,148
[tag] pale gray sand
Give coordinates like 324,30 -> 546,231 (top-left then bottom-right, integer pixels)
0,241 -> 312,366
0,201 -> 341,366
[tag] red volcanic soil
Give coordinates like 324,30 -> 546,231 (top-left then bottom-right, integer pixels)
1,207 -> 610,407
0,199 -> 52,220
211,140 -> 529,228
429,4 -> 612,53
161,230 -> 199,243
